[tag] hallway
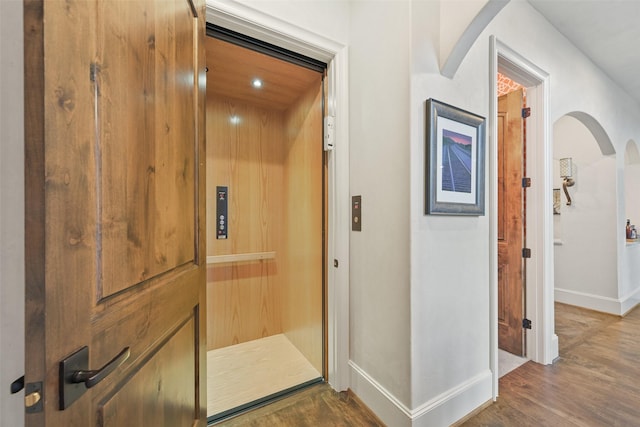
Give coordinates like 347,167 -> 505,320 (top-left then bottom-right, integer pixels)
214,302 -> 640,425
462,303 -> 640,426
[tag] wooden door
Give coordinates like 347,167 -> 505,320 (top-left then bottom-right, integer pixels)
24,0 -> 207,425
497,89 -> 525,356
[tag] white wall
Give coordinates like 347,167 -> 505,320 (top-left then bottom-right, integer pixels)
347,1 -> 412,421
0,1 -> 25,425
409,0 -> 640,424
553,116 -> 619,310
622,141 -> 640,309
229,0 -> 349,45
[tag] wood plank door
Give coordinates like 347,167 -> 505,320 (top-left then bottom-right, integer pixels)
24,0 -> 207,425
497,89 -> 525,356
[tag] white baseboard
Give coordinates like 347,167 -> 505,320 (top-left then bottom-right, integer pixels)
349,361 -> 411,427
348,360 -> 493,426
555,287 -> 640,316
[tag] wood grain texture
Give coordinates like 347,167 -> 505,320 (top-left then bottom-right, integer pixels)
462,303 -> 640,426
24,0 -> 207,425
206,36 -> 321,111
497,90 -> 525,356
100,316 -> 196,427
282,79 -> 324,374
206,97 -> 284,349
97,0 -> 196,298
207,251 -> 276,264
24,0 -> 47,424
214,383 -> 384,427
207,334 -> 321,416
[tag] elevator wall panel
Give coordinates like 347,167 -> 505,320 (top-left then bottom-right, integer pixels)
282,81 -> 324,374
206,98 -> 284,350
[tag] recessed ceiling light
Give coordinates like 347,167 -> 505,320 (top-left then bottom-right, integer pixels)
252,78 -> 263,88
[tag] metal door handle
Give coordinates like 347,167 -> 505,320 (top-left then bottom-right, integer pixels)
60,345 -> 130,409
71,347 -> 130,388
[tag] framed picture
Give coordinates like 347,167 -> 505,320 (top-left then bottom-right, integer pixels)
425,99 -> 486,215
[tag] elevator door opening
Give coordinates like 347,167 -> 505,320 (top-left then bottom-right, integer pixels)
204,29 -> 327,422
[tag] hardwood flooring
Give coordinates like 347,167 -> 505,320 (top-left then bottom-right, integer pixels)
211,303 -> 640,426
211,382 -> 384,426
462,303 -> 640,426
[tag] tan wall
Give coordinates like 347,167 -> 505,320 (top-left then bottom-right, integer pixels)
282,81 -> 324,373
206,98 -> 284,350
206,77 -> 324,375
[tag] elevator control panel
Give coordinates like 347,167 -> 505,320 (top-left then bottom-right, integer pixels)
216,186 -> 228,239
352,195 -> 361,231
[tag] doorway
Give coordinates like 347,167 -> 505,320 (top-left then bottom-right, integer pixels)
496,79 -> 528,376
204,27 -> 327,421
490,37 -> 557,396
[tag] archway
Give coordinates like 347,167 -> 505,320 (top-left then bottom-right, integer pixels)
553,113 -> 618,313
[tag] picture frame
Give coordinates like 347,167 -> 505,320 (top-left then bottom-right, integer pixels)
425,99 -> 486,215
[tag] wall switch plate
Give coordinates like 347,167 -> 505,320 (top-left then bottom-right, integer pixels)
352,195 -> 361,231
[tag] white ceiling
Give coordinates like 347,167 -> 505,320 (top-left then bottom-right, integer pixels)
528,0 -> 640,106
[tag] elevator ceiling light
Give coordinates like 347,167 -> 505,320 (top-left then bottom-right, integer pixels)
252,78 -> 263,88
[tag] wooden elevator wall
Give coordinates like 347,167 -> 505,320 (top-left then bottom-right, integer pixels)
206,98 -> 284,350
206,76 -> 323,375
282,81 -> 324,374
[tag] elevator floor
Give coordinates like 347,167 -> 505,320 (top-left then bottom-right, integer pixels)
207,334 -> 321,417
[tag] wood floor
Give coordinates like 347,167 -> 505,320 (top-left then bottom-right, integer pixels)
211,303 -> 640,426
462,302 -> 640,426
208,334 -> 321,418
212,382 -> 384,426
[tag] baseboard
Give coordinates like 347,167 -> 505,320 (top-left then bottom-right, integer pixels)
555,288 -> 622,315
348,360 -> 493,426
348,361 -> 412,427
410,370 -> 492,427
620,286 -> 640,316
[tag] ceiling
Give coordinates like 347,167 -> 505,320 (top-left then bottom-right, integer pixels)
528,0 -> 640,106
205,36 -> 322,111
205,3 -> 640,108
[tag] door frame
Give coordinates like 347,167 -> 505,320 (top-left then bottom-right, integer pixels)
489,36 -> 558,398
205,1 -> 350,391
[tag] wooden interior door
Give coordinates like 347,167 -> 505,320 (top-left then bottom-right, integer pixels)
497,89 -> 525,356
24,0 -> 207,425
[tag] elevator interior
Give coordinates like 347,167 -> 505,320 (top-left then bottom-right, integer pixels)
204,31 -> 326,421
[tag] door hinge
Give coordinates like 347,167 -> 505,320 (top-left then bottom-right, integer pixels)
522,177 -> 531,188
522,107 -> 531,118
10,376 -> 24,394
522,318 -> 532,329
522,248 -> 531,258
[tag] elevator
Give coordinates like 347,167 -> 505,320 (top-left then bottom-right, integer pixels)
204,26 -> 327,422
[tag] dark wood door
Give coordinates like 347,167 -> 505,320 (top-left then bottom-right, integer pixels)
24,0 -> 207,425
497,89 -> 525,356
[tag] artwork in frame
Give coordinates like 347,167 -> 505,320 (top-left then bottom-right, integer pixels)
425,99 -> 486,215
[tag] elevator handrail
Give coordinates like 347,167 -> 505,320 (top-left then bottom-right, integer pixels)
206,251 -> 276,264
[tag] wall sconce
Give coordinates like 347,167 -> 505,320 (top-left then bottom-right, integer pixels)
559,157 -> 575,205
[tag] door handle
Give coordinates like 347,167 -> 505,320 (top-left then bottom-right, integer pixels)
59,346 -> 130,409
70,347 -> 130,388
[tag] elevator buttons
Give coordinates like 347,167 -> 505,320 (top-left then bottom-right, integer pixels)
352,195 -> 361,231
217,186 -> 228,239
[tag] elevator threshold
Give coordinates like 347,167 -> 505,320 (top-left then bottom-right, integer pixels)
207,334 -> 321,422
